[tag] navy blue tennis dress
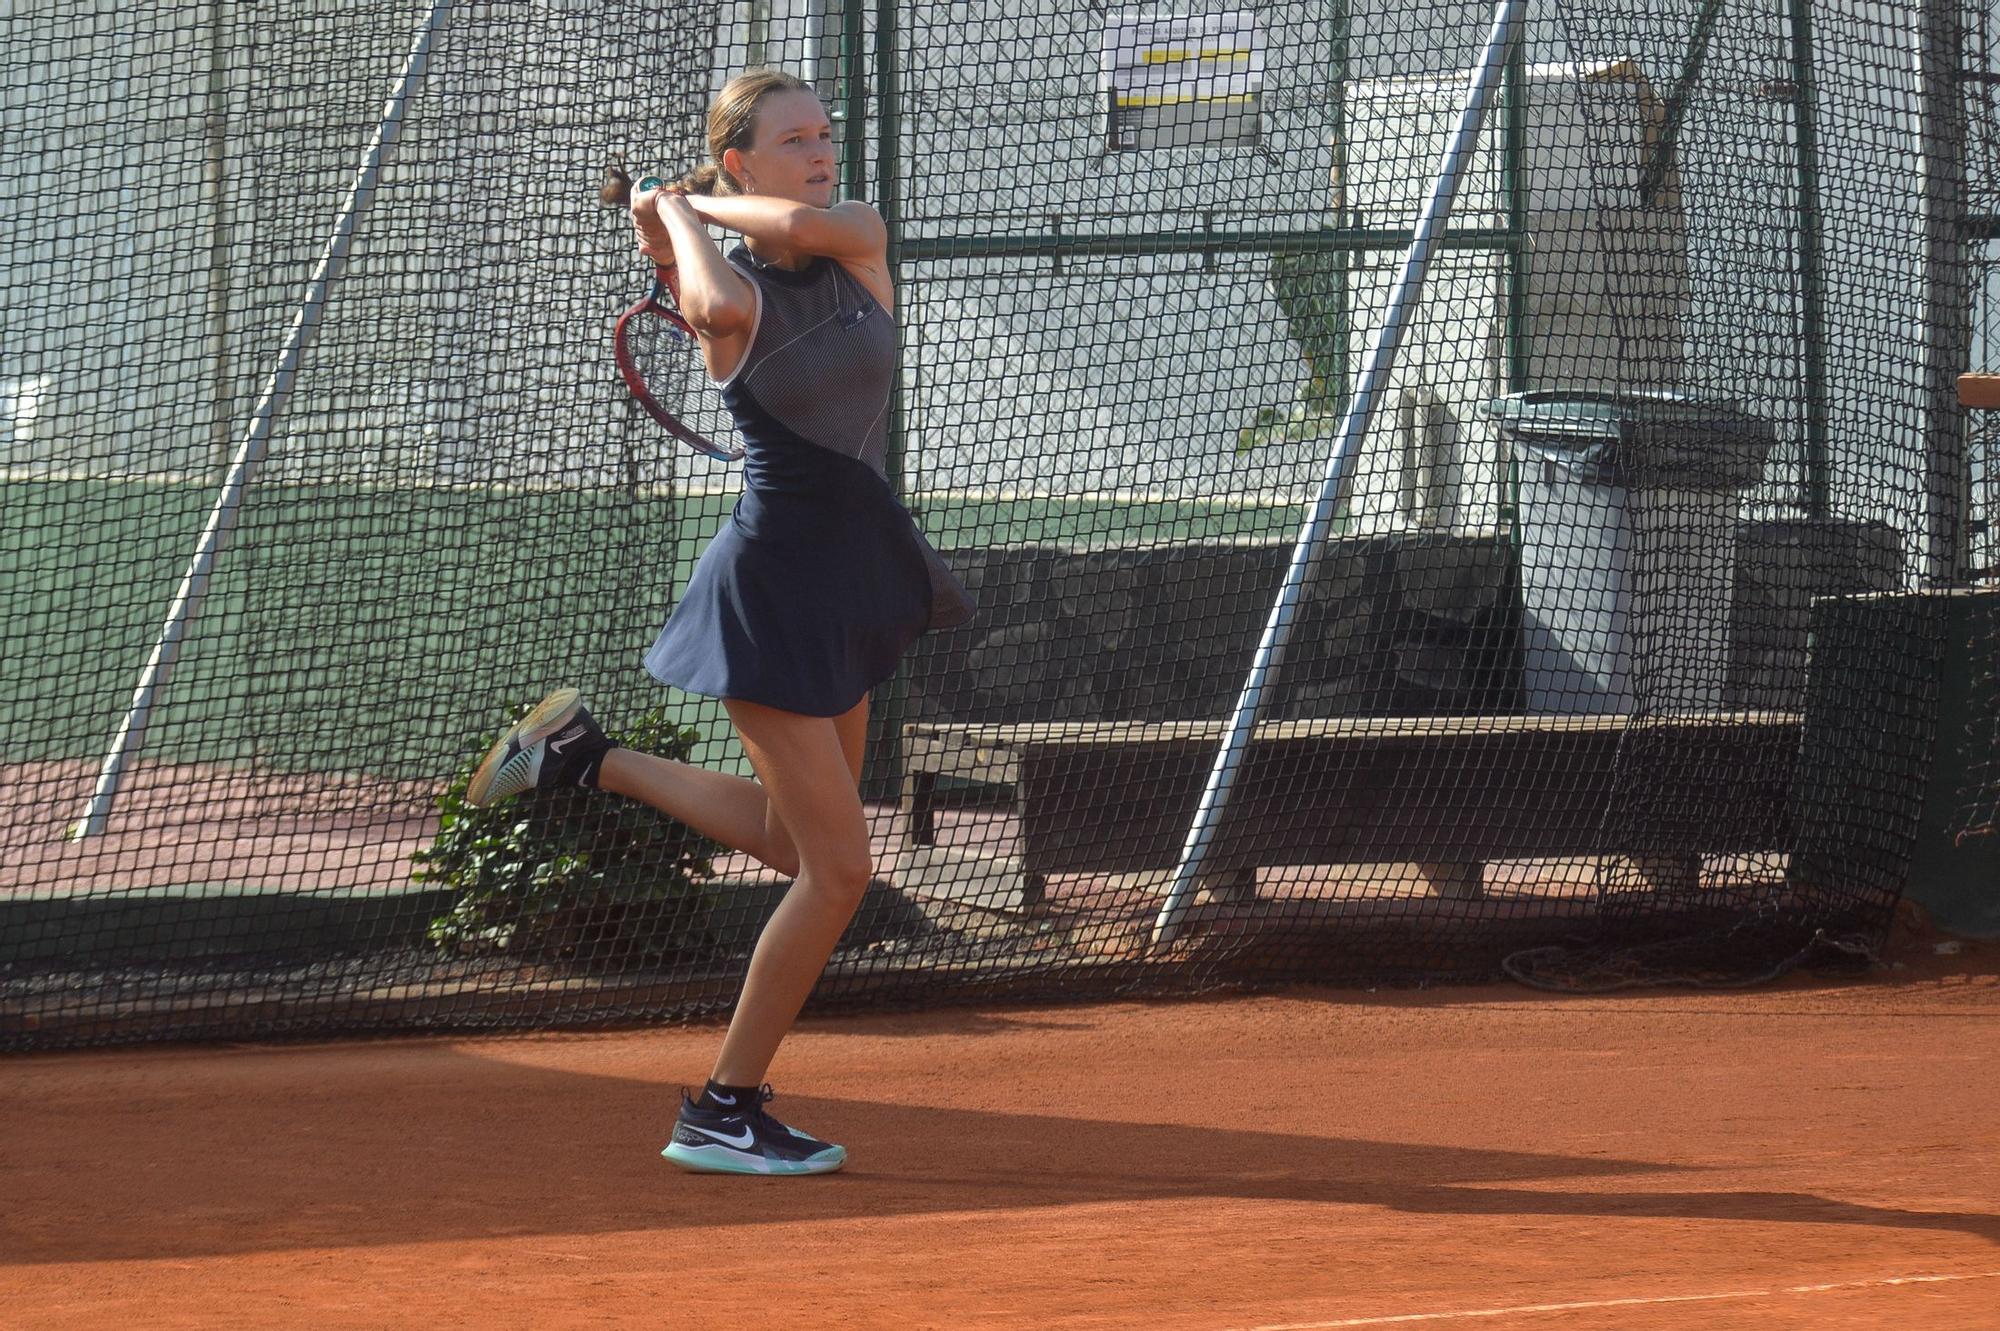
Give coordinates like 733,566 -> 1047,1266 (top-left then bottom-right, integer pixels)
643,244 -> 975,716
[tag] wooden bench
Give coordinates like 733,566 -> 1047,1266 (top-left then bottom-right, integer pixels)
897,712 -> 1802,908
1957,372 -> 2000,408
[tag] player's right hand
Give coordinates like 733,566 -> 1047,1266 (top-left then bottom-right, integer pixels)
631,187 -> 675,265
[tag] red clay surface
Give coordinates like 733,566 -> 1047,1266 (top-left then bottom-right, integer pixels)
3,932 -> 1996,1331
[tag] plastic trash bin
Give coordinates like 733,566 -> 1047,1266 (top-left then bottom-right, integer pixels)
1482,391 -> 1779,713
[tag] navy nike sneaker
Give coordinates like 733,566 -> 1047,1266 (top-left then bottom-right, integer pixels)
661,1085 -> 847,1176
464,688 -> 612,807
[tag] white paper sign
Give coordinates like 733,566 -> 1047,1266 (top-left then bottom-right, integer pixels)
1100,10 -> 1263,151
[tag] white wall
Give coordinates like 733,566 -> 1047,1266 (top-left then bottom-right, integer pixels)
0,0 -> 1954,553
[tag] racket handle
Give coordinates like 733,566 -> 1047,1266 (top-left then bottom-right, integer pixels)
636,175 -> 666,194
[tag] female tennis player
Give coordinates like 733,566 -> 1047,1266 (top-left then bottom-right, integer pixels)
463,69 -> 973,1176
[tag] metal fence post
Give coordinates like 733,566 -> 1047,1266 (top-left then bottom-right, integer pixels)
1152,0 -> 1525,949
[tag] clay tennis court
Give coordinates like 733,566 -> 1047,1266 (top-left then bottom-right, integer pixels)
4,922 -> 1994,1331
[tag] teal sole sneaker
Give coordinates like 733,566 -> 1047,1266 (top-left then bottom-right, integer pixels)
660,1086 -> 847,1176
464,688 -> 607,807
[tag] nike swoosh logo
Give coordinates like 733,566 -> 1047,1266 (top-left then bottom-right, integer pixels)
711,1093 -> 736,1106
548,726 -> 585,754
687,1123 -> 755,1149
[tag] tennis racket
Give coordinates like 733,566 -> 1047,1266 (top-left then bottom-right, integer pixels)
613,175 -> 743,462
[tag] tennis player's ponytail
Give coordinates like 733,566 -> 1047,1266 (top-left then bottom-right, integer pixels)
676,163 -> 726,196
595,159 -> 725,209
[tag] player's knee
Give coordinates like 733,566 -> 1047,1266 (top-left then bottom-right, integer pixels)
802,848 -> 873,902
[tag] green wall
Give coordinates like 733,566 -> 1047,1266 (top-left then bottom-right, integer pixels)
4,476 -> 722,781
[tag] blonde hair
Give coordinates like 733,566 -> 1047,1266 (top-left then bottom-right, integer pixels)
679,69 -> 815,196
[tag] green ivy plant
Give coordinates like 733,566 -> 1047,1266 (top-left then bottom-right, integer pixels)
414,700 -> 728,970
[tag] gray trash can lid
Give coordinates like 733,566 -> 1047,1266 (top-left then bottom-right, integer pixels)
1480,390 -> 1778,489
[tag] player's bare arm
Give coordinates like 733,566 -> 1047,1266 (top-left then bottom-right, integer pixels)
680,195 -> 886,264
635,190 -> 756,337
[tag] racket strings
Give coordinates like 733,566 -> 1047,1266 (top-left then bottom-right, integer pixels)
622,305 -> 737,457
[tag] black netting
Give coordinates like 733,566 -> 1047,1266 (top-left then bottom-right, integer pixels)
1960,2 -> 2000,845
3,0 -> 1989,1050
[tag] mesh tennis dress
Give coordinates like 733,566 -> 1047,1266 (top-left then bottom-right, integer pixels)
643,244 -> 976,717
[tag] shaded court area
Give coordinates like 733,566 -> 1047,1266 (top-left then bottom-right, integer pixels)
3,933 -> 1997,1331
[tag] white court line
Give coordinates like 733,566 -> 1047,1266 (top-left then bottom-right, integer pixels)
1241,1271 -> 2000,1330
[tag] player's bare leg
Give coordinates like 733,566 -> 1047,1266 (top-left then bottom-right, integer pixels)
660,693 -> 870,1175
597,749 -> 806,876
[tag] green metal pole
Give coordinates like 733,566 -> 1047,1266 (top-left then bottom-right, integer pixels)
1331,0 -> 1352,420
1920,0 -> 1972,585
1789,0 -> 1830,521
205,1 -> 232,480
876,2 -> 902,481
1501,15 -> 1528,539
747,0 -> 769,67
868,0 -> 906,805
839,0 -> 868,207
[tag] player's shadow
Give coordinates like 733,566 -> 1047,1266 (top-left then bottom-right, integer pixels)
8,1044 -> 1998,1263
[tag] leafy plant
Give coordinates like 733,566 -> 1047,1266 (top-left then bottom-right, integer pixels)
414,700 -> 728,970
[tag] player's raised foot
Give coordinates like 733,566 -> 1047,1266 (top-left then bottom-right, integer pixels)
661,1085 -> 847,1176
464,688 -> 613,807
